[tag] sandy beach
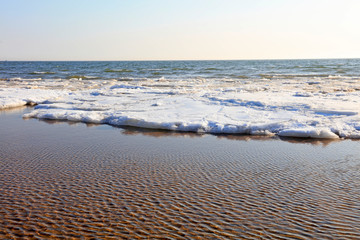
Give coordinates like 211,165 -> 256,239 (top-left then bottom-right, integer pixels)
1,107 -> 360,239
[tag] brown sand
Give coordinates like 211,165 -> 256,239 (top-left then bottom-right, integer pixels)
1,107 -> 360,239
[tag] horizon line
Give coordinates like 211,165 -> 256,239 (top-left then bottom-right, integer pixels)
1,57 -> 359,62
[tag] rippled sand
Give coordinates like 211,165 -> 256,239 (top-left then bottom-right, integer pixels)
1,108 -> 360,239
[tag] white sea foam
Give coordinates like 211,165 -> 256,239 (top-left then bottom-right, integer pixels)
278,128 -> 339,139
1,76 -> 360,139
0,88 -> 65,109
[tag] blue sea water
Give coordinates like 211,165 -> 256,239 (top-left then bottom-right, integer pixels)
1,59 -> 360,81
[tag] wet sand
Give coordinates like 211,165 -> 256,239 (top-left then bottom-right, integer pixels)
1,107 -> 360,239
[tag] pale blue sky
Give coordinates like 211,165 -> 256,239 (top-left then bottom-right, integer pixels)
1,0 -> 359,60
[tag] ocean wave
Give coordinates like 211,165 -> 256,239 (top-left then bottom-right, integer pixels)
205,67 -> 220,71
104,68 -> 134,73
259,73 -> 331,79
29,71 -> 55,75
66,75 -> 100,80
172,67 -> 191,71
9,77 -> 42,81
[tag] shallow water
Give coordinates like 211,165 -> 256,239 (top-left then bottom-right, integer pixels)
1,108 -> 360,239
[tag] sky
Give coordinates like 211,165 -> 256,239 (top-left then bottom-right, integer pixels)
1,0 -> 360,61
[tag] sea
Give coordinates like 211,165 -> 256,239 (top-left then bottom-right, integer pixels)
1,59 -> 360,138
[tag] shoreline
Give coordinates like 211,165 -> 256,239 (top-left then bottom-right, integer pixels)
1,105 -> 350,145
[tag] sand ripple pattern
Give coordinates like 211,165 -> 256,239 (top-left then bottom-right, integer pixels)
1,115 -> 360,239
